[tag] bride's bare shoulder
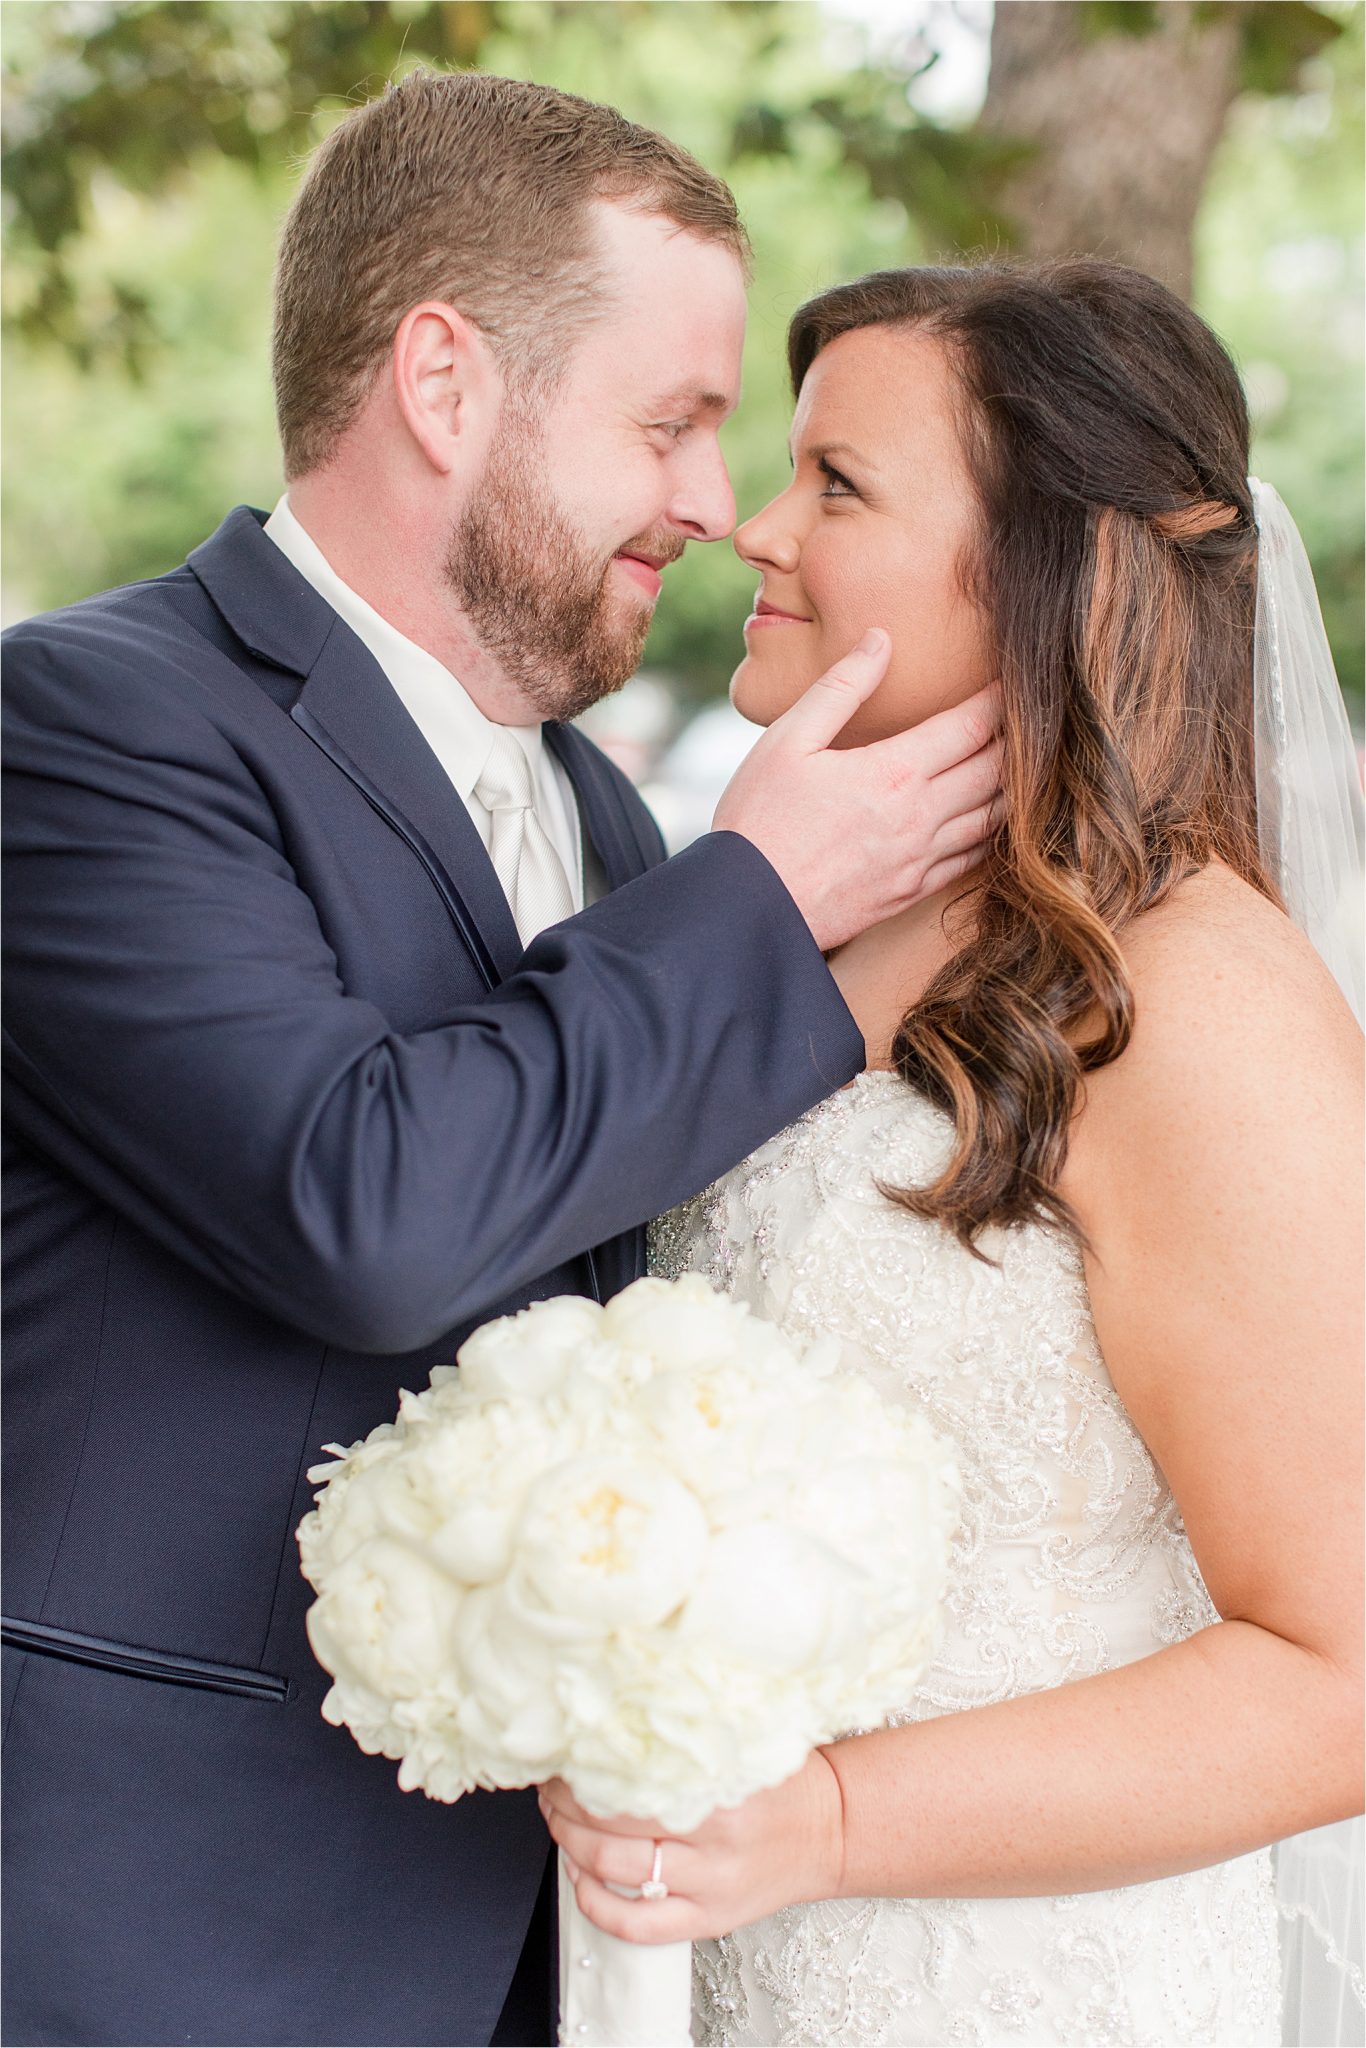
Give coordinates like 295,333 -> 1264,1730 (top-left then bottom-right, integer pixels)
1117,861 -> 1357,1056
1066,862 -> 1361,1202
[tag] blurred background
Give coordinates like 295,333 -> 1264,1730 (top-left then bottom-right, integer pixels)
4,0 -> 1362,843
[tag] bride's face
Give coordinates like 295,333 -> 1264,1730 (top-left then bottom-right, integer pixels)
731,325 -> 992,745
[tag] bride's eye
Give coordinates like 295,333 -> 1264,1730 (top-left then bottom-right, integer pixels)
818,459 -> 858,500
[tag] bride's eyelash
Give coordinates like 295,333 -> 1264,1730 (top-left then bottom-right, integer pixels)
818,458 -> 857,499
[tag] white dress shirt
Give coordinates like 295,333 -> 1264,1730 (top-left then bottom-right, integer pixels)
263,495 -> 587,913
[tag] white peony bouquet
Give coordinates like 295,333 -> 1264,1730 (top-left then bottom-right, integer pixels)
298,1275 -> 959,2046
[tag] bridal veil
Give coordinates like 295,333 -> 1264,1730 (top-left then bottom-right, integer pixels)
1250,477 -> 1365,2048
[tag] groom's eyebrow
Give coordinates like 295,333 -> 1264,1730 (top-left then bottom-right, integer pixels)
653,386 -> 736,418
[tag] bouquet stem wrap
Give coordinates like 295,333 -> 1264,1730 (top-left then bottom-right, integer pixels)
557,1852 -> 692,2047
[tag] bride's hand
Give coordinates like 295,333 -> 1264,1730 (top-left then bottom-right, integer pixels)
538,1749 -> 846,1946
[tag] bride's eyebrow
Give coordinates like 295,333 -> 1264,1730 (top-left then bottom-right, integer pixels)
789,439 -> 878,475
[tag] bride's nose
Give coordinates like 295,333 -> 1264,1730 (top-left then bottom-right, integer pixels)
734,494 -> 800,576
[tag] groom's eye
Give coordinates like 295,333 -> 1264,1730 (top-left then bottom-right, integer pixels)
651,420 -> 693,442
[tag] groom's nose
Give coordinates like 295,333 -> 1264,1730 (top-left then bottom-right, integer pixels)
667,434 -> 737,543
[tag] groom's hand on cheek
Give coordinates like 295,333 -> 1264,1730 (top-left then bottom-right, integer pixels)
712,630 -> 1003,954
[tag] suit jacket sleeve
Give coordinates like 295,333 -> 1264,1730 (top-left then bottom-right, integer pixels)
2,620 -> 864,1353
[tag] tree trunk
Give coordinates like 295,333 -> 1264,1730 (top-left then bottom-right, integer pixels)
978,1 -> 1243,299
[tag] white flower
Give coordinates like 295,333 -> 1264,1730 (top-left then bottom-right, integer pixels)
306,1535 -> 463,1701
455,1295 -> 604,1400
512,1455 -> 710,1631
413,1405 -> 582,1586
799,1453 -> 943,1580
675,1521 -> 871,1676
297,1278 -> 960,1826
451,1586 -> 571,1775
635,1363 -> 780,1495
600,1273 -> 750,1371
297,1426 -> 406,1583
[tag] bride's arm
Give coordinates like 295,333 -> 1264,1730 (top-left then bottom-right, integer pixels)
823,886 -> 1364,1905
542,881 -> 1363,1941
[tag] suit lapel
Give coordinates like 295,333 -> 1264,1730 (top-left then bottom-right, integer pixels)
189,507 -> 524,985
546,721 -> 656,1297
190,508 -> 655,1299
291,618 -> 525,983
190,510 -> 657,973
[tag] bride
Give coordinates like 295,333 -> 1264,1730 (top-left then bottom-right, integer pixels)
539,259 -> 1364,2046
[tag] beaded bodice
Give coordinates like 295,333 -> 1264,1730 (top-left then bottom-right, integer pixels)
647,1071 -> 1280,2047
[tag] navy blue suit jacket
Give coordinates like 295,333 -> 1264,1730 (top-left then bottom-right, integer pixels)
1,508 -> 864,2047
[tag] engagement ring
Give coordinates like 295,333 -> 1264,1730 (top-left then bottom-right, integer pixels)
639,1841 -> 668,1901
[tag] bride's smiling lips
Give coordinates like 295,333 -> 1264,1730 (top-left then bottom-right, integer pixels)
745,596 -> 813,631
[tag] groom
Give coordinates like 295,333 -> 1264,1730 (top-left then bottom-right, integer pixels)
2,70 -> 999,2048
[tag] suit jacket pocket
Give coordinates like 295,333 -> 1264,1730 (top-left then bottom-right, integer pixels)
0,1616 -> 292,1704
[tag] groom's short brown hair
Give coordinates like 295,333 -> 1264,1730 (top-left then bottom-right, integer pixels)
272,69 -> 750,479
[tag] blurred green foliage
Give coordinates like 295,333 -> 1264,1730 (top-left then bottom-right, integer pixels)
1080,0 -> 1341,88
1197,3 -> 1364,713
2,0 -> 1361,717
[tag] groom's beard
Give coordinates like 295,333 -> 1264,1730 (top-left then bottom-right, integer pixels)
447,411 -> 669,723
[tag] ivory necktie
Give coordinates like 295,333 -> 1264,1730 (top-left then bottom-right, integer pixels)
474,728 -> 576,946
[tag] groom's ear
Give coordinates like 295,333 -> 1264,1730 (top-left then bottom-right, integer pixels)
391,301 -> 502,478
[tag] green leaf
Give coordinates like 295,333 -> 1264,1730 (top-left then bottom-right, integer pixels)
730,102 -> 792,160
1078,3 -> 1161,38
1227,2 -> 1343,96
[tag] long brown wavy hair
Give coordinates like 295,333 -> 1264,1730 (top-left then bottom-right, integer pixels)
788,260 -> 1279,1250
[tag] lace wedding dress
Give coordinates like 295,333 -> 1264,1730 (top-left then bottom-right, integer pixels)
648,1070 -> 1283,2048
